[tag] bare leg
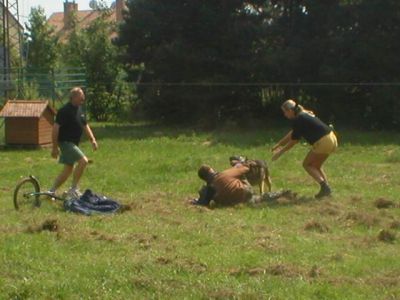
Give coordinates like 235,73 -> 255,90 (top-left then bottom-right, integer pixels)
303,151 -> 333,198
313,153 -> 330,183
302,151 -> 329,184
71,156 -> 88,189
318,167 -> 328,183
51,164 -> 73,192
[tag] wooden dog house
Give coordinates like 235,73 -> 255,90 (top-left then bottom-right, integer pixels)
0,100 -> 56,146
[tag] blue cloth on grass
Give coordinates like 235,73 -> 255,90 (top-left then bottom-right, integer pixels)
64,189 -> 121,215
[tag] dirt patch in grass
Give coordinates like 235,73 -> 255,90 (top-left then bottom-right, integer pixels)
374,198 -> 395,209
229,263 -> 304,278
129,233 -> 158,249
0,224 -> 21,235
97,234 -> 117,242
90,231 -> 118,242
319,206 -> 341,216
328,253 -> 344,262
304,220 -> 330,233
366,271 -> 400,287
349,196 -> 363,203
276,190 -> 299,204
156,257 -> 172,265
321,271 -> 400,288
58,228 -> 123,243
139,191 -> 171,208
185,198 -> 213,211
179,259 -> 208,274
342,211 -> 380,228
254,236 -> 283,253
275,197 -> 294,205
160,216 -> 182,226
154,207 -> 173,216
118,204 -> 135,213
347,235 -> 378,249
154,255 -> 207,274
253,224 -> 269,232
26,219 -> 59,233
207,290 -> 261,300
324,272 -> 399,288
274,190 -> 316,206
308,265 -> 323,278
266,263 -> 304,277
326,276 -> 359,287
131,277 -> 156,291
388,220 -> 400,229
207,289 -> 237,300
258,190 -> 316,206
377,229 -> 396,243
245,267 -> 267,276
318,201 -> 343,216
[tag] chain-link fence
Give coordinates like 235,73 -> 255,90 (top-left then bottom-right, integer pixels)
0,67 -> 86,108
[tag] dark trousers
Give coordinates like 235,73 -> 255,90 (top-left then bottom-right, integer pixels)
196,185 -> 216,206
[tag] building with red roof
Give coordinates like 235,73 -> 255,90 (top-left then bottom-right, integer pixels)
47,0 -> 126,41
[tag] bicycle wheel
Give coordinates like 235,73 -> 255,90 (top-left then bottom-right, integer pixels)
13,176 -> 41,211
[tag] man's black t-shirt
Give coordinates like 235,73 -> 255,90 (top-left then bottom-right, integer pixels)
55,102 -> 87,145
291,112 -> 331,145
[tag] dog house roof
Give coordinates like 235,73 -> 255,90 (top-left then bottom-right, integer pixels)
0,100 -> 56,118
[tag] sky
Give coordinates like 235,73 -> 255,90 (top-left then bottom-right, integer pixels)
20,0 -> 114,24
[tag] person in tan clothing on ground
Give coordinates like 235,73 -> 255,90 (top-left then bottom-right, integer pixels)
192,164 -> 254,206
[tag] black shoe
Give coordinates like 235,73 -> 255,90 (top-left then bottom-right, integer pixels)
315,185 -> 331,199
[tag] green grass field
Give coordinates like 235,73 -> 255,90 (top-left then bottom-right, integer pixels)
0,123 -> 399,299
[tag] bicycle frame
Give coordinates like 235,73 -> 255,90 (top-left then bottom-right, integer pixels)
24,191 -> 65,201
14,175 -> 67,210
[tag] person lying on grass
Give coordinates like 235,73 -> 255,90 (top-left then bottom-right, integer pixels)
271,99 -> 338,199
191,163 -> 256,206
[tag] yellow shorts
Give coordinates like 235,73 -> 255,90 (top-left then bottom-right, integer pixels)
312,131 -> 338,154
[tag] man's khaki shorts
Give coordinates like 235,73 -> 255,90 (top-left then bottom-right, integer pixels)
59,142 -> 85,165
312,131 -> 338,154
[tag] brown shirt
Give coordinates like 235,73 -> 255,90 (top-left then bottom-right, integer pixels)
212,165 -> 251,205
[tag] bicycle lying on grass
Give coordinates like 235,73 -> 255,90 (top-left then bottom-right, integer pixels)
13,175 -> 65,211
13,174 -> 125,215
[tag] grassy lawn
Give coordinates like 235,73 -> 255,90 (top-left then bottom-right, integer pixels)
0,123 -> 399,299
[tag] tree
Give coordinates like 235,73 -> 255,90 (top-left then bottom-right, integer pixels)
254,0 -> 400,129
118,0 -> 266,125
24,7 -> 59,99
60,11 -> 85,68
82,11 -> 134,121
25,7 -> 59,73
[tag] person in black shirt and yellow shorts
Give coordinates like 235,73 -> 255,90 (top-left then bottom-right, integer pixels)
272,99 -> 337,198
48,87 -> 98,199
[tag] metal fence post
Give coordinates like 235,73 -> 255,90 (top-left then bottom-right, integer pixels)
51,68 -> 56,107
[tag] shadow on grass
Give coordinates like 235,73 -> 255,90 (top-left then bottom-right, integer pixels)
93,123 -> 178,140
331,127 -> 400,146
198,192 -> 318,210
92,123 -> 400,147
255,194 -> 319,209
92,122 -> 287,148
2,123 -> 399,151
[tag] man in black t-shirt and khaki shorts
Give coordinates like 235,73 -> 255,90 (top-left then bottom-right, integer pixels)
48,87 -> 98,198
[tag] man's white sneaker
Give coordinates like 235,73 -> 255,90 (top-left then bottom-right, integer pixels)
66,188 -> 82,199
45,190 -> 56,201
